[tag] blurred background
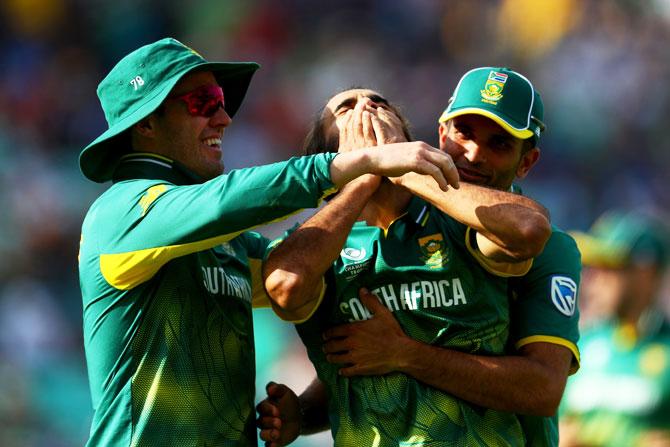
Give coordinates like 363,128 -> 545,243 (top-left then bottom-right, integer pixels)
1,0 -> 669,445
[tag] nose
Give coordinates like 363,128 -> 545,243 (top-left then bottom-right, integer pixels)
357,95 -> 380,109
210,104 -> 232,127
461,140 -> 486,163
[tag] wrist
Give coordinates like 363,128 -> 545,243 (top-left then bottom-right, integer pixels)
394,336 -> 420,374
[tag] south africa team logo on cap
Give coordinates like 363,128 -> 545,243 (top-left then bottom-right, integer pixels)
551,276 -> 577,316
481,71 -> 508,104
418,233 -> 448,269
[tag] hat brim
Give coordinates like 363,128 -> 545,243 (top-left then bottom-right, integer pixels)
569,231 -> 628,268
79,61 -> 260,183
438,107 -> 534,140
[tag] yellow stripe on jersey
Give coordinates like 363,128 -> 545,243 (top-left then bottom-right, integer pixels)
101,200 -> 315,291
464,227 -> 533,277
100,232 -> 245,290
515,335 -> 581,374
250,257 -> 270,308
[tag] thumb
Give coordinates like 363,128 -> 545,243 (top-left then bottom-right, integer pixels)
266,382 -> 287,400
358,287 -> 387,315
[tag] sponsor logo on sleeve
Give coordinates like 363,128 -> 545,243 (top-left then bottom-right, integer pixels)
551,276 -> 577,316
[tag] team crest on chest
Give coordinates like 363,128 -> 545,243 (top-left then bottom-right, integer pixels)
418,233 -> 448,268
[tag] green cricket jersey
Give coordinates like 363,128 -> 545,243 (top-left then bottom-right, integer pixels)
295,196 -> 532,446
79,151 -> 336,446
508,228 -> 582,447
560,316 -> 670,447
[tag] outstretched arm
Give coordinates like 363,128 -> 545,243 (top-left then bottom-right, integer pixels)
323,288 -> 573,416
393,174 -> 550,261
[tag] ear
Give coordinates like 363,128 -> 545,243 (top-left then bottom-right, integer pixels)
133,116 -> 156,138
516,147 -> 540,179
437,122 -> 449,149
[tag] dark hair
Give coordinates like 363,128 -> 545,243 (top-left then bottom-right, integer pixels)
303,88 -> 414,156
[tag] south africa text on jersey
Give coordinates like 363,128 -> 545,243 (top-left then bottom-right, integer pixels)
201,266 -> 251,301
341,278 -> 466,322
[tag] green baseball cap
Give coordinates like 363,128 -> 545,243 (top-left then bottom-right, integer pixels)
80,37 -> 260,183
571,211 -> 669,269
439,67 -> 545,142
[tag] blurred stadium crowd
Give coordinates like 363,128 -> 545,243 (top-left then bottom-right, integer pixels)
1,0 -> 669,445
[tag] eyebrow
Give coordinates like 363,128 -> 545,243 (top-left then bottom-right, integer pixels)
333,94 -> 390,114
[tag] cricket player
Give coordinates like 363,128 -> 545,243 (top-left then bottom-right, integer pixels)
560,211 -> 670,447
258,83 -> 552,446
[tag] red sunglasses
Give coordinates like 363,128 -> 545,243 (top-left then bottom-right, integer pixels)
171,84 -> 225,118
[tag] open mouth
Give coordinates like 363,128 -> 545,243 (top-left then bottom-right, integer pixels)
203,137 -> 222,148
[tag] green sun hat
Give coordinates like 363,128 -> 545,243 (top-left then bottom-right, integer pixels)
80,37 -> 260,183
439,67 -> 545,142
570,211 -> 669,269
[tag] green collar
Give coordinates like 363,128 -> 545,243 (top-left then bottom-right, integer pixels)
112,152 -> 203,185
352,195 -> 430,238
405,195 -> 433,228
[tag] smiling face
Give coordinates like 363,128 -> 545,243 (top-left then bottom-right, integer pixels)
439,114 -> 539,190
150,70 -> 232,180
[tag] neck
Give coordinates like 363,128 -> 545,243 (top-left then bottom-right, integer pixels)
359,180 -> 412,229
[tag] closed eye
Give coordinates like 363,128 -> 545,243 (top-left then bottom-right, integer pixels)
334,98 -> 357,115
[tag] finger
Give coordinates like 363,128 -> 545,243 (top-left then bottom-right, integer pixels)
376,109 -> 406,142
259,428 -> 279,442
323,337 -> 350,354
338,110 -> 353,152
256,400 -> 281,417
323,324 -> 353,340
421,149 -> 459,190
362,111 -> 375,146
430,151 -> 460,189
257,415 -> 282,430
349,104 -> 362,141
358,288 -> 388,315
378,107 -> 403,128
370,114 -> 388,145
417,159 -> 449,191
326,352 -> 352,365
266,382 -> 288,401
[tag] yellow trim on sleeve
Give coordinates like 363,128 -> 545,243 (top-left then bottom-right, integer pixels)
464,227 -> 533,277
100,201 -> 316,291
100,232 -> 245,290
515,335 -> 581,375
278,277 -> 327,324
250,257 -> 270,308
